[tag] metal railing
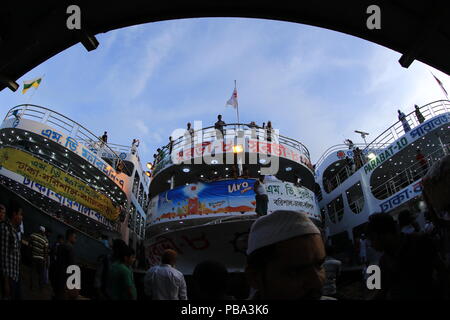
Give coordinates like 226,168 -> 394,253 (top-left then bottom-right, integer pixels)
348,196 -> 364,214
363,100 -> 450,153
3,104 -> 132,176
152,122 -> 311,169
315,143 -> 370,169
371,144 -> 449,200
319,100 -> 450,193
0,143 -> 126,207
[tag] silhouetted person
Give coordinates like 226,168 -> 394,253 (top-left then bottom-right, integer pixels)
193,260 -> 234,300
398,109 -> 411,133
214,114 -> 226,139
416,148 -> 428,176
54,229 -> 77,300
266,121 -> 273,142
353,147 -> 363,169
102,131 -> 108,143
398,210 -> 420,234
415,104 -> 425,124
367,212 -> 448,299
253,176 -> 268,217
168,136 -> 174,155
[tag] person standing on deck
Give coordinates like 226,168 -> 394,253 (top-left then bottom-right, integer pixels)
214,114 -> 226,140
416,149 -> 428,177
101,131 -> 108,144
254,176 -> 269,217
414,104 -> 425,124
398,110 -> 411,133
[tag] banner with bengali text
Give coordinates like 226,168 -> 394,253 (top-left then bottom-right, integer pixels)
0,147 -> 119,221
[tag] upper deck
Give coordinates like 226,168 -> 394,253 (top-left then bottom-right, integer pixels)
148,122 -> 315,196
314,100 -> 450,237
0,104 -> 142,228
315,100 -> 450,194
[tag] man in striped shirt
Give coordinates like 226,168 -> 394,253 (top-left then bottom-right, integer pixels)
0,201 -> 23,300
30,226 -> 49,292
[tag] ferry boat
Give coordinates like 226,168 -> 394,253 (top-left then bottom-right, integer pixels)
144,122 -> 322,274
0,104 -> 149,266
314,100 -> 450,257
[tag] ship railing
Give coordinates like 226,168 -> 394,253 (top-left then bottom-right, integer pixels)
362,100 -> 450,154
319,100 -> 450,193
202,214 -> 258,226
348,196 -> 364,214
1,143 -> 126,209
3,104 -> 132,176
152,122 -> 311,169
327,204 -> 344,224
315,143 -> 384,170
370,143 -> 449,200
0,174 -> 120,239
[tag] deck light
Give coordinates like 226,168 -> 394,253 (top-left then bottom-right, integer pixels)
146,162 -> 153,170
183,168 -> 190,173
145,171 -> 151,177
233,145 -> 244,153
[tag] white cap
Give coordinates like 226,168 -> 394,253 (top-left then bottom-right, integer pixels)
247,210 -> 320,255
39,226 -> 46,232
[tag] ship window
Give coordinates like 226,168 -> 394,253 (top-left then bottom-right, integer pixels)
128,204 -> 136,231
346,182 -> 364,214
139,184 -> 144,207
326,195 -> 344,224
322,159 -> 351,193
132,173 -> 140,196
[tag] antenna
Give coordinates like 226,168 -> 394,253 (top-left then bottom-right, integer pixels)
354,130 -> 369,146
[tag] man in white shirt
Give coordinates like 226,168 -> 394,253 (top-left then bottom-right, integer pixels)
144,249 -> 187,300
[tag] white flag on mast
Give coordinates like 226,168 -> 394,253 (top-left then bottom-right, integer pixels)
226,87 -> 238,109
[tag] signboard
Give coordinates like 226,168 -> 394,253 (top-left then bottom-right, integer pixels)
0,147 -> 120,221
149,179 -> 320,224
364,113 -> 449,175
379,180 -> 423,213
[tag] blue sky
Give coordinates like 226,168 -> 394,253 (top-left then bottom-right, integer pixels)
1,18 -> 449,165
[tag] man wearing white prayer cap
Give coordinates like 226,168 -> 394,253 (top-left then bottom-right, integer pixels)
245,210 -> 328,300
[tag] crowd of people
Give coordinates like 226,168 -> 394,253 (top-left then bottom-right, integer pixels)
1,197 -> 449,300
151,115 -> 276,168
